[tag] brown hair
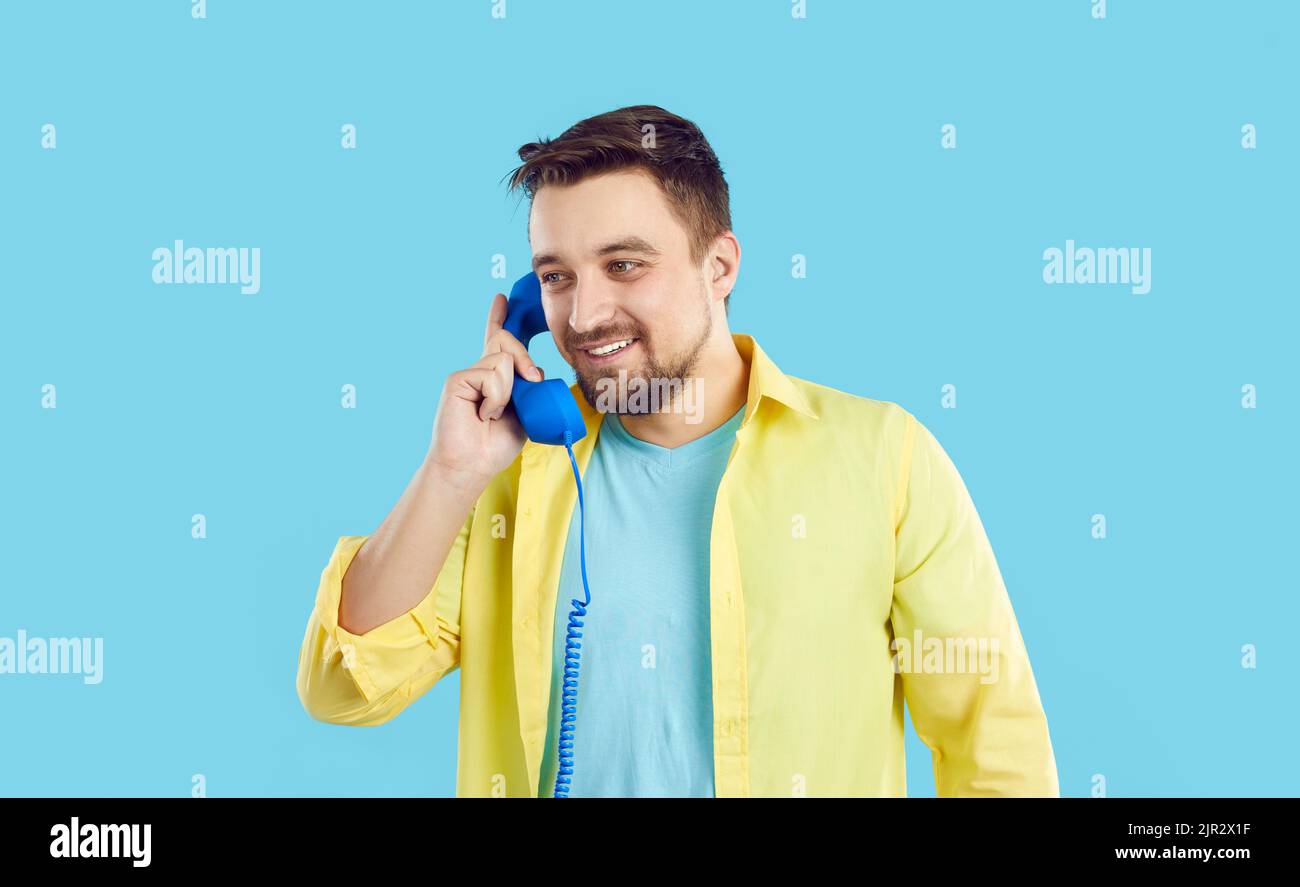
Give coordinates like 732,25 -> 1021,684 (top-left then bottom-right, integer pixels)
505,105 -> 733,308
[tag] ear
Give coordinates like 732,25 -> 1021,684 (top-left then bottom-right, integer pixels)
706,231 -> 741,303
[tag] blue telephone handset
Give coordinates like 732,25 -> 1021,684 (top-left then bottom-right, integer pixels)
503,271 -> 591,798
502,272 -> 587,447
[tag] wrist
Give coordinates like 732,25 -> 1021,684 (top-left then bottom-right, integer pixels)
421,452 -> 491,502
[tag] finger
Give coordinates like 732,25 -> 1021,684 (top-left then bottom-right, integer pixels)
468,354 -> 515,421
483,293 -> 507,352
451,367 -> 508,422
484,327 -> 544,382
473,345 -> 543,381
481,351 -> 515,420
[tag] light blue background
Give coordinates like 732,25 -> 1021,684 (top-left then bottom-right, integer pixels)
1,1 -> 1296,797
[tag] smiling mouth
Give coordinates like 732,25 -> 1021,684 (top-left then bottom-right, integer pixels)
581,337 -> 639,361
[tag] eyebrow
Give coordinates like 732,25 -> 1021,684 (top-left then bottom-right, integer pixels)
532,236 -> 662,272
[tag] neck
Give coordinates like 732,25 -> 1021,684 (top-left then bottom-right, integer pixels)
615,332 -> 748,448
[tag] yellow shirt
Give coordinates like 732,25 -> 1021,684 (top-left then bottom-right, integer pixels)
295,333 -> 1059,797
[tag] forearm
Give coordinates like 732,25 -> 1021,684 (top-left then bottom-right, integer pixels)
338,453 -> 485,635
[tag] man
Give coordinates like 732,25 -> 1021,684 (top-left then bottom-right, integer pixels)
295,105 -> 1059,798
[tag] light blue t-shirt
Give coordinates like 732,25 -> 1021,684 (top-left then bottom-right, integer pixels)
537,404 -> 746,797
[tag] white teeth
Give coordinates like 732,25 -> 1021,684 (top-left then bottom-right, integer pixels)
588,338 -> 633,356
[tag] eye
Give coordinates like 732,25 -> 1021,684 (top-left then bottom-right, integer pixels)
609,260 -> 642,274
540,271 -> 565,286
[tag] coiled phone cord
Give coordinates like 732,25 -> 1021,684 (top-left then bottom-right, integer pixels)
553,431 -> 591,798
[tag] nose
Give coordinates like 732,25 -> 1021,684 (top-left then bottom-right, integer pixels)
567,276 -> 619,336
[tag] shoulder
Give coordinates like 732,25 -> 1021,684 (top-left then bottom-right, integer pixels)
786,374 -> 917,444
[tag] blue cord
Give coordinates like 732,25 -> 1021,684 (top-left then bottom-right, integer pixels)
553,431 -> 591,798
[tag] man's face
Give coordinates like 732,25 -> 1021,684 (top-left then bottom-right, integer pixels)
529,169 -> 714,413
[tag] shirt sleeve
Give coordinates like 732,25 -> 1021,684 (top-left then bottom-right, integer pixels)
890,412 -> 1059,796
295,507 -> 473,726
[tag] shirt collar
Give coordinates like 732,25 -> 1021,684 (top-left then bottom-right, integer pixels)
567,332 -> 818,436
731,332 -> 818,425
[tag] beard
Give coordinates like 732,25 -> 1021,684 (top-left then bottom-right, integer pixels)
571,290 -> 713,416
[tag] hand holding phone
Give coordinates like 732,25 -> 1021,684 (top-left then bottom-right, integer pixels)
424,278 -> 538,486
499,272 -> 588,447
426,272 -> 587,491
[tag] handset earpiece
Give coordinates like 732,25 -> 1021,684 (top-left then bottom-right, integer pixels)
503,272 -> 587,446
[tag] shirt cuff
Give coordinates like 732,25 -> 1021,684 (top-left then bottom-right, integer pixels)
312,535 -> 443,704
